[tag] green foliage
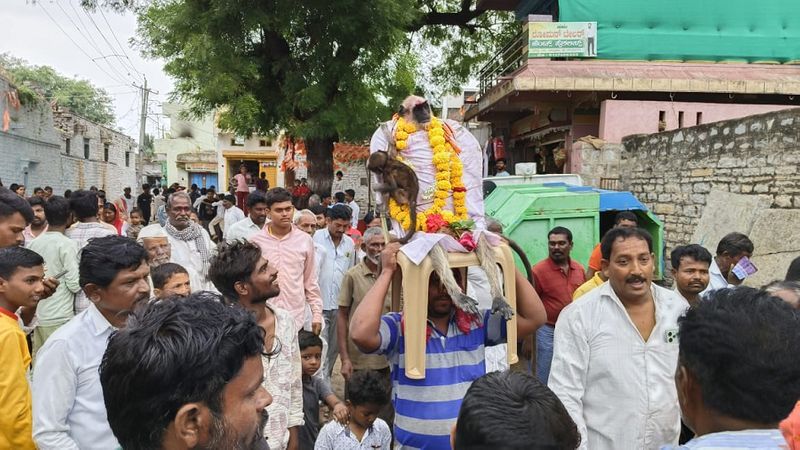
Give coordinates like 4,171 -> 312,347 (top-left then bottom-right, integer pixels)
135,0 -> 515,141
0,53 -> 116,125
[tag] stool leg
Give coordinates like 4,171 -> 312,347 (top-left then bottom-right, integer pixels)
397,252 -> 431,380
497,245 -> 519,365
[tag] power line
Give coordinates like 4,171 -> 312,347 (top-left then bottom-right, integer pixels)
82,7 -> 141,83
97,7 -> 145,83
56,0 -> 133,86
37,2 -> 131,86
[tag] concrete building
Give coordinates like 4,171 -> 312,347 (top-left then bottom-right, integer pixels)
0,74 -> 137,195
154,103 -> 281,191
467,0 -> 800,182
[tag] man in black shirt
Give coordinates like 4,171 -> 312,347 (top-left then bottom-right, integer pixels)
136,184 -> 153,225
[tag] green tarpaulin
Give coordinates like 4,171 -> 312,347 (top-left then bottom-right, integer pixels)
557,0 -> 800,63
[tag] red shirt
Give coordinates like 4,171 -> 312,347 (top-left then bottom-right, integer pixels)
532,257 -> 587,325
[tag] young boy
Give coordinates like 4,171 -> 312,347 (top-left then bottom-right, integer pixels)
151,263 -> 191,299
0,246 -> 46,450
298,330 -> 348,449
315,369 -> 392,450
126,208 -> 144,241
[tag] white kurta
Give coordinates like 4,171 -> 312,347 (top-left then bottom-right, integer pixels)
369,119 -> 486,233
166,228 -> 218,293
548,282 -> 688,450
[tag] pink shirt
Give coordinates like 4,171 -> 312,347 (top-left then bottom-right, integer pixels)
249,226 -> 323,330
234,173 -> 249,192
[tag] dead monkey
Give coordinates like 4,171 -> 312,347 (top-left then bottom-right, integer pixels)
367,150 -> 420,243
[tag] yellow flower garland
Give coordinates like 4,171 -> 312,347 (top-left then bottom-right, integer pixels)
388,116 -> 468,232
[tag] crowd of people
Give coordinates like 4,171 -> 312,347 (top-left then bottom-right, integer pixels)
0,178 -> 799,450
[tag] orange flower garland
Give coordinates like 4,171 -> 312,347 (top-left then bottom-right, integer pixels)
388,116 -> 468,232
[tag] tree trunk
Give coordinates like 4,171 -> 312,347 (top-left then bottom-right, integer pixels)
304,137 -> 335,197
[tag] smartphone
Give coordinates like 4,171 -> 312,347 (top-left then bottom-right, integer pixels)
731,256 -> 758,280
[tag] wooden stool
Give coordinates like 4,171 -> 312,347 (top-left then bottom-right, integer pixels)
392,243 -> 518,380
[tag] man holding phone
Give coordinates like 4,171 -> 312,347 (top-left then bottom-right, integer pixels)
701,232 -> 755,296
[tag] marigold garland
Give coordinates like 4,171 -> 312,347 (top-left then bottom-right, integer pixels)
388,115 -> 468,232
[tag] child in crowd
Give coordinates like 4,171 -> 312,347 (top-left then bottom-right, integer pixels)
314,369 -> 392,450
126,208 -> 144,241
298,330 -> 348,449
0,247 -> 46,449
151,263 -> 191,299
452,370 -> 581,450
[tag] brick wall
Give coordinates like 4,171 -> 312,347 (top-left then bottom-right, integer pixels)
0,75 -> 137,196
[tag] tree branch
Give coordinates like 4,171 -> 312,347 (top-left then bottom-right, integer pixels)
407,0 -> 486,32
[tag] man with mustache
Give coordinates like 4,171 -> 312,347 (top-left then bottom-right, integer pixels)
33,235 -> 151,450
209,240 -> 303,450
548,227 -> 689,450
670,244 -> 712,306
136,223 -> 172,268
163,192 -> 217,292
100,293 -> 273,450
531,226 -> 586,384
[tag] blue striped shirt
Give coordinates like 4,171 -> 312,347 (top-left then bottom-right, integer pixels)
376,310 -> 507,450
661,429 -> 787,449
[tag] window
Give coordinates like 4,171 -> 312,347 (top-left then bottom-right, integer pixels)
84,138 -> 90,159
259,139 -> 267,147
125,151 -> 130,167
65,138 -> 70,155
231,136 -> 245,146
696,112 -> 703,125
658,111 -> 666,132
678,111 -> 685,128
104,142 -> 110,162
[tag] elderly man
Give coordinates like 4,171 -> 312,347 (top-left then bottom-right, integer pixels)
136,224 -> 171,268
163,192 -> 216,292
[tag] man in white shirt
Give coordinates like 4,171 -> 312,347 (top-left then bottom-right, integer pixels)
313,204 -> 355,380
163,192 -> 217,292
226,191 -> 268,243
33,235 -> 151,450
548,227 -> 688,450
700,232 -> 754,297
221,194 -> 246,238
669,244 -> 712,306
344,189 -> 360,229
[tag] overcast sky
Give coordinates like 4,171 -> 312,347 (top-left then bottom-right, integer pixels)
1,0 -> 174,142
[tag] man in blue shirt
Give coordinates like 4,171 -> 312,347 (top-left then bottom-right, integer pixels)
664,287 -> 800,449
351,242 -> 546,449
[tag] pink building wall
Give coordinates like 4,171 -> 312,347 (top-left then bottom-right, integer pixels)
598,100 -> 793,143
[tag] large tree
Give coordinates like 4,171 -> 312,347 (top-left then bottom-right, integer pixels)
133,0 -> 514,193
0,53 -> 116,126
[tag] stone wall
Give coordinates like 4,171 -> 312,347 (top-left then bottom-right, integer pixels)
571,140 -> 623,188
0,75 -> 137,196
620,107 -> 800,285
52,107 -> 138,196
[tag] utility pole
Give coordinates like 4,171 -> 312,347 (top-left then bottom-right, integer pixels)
134,77 -> 158,187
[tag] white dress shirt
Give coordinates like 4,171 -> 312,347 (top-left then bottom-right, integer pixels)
223,205 -> 246,236
548,282 -> 688,450
312,228 -> 355,311
700,258 -> 731,297
347,200 -> 360,228
225,216 -> 263,243
32,303 -> 119,450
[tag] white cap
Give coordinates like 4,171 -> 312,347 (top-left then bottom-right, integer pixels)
136,224 -> 169,244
